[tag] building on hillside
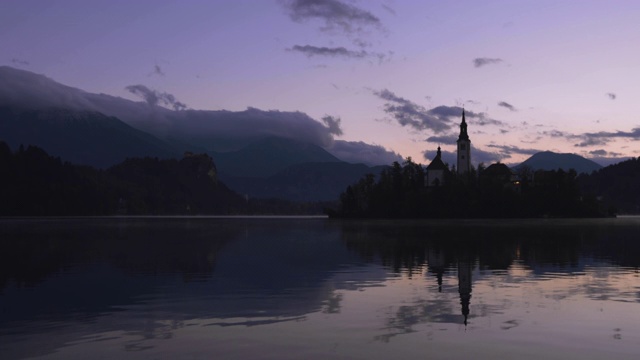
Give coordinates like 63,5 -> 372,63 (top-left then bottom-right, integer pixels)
457,109 -> 471,174
480,163 -> 521,191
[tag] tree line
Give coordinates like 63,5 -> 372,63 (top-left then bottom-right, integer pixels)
330,158 -> 613,218
0,142 -> 332,216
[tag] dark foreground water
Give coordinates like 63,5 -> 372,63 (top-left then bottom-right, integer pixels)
1,217 -> 640,359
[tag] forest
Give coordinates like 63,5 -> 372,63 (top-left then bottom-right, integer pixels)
1,141 -> 638,217
329,158 -> 629,218
0,142 -> 330,216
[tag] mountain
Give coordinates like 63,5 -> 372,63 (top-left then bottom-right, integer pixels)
0,66 -> 401,166
0,142 -> 245,215
0,106 -> 179,168
212,137 -> 341,178
226,162 -> 387,202
0,66 -> 400,203
516,151 -> 603,174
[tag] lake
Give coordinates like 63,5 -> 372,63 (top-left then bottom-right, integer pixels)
1,217 -> 640,359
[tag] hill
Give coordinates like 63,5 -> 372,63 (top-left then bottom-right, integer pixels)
0,107 -> 179,168
516,151 -> 602,174
225,162 -> 387,202
578,157 -> 640,214
212,137 -> 341,178
0,66 -> 401,167
0,142 -> 245,215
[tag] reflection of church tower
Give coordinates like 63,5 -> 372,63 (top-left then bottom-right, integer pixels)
457,109 -> 471,174
427,249 -> 446,292
457,258 -> 472,326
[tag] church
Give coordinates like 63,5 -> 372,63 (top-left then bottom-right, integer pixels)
425,109 -> 471,186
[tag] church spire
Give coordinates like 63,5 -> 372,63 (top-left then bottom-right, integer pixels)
458,108 -> 469,141
456,107 -> 471,174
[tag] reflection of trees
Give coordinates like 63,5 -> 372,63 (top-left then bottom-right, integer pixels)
0,218 -> 240,291
341,219 -> 640,275
340,219 -> 640,333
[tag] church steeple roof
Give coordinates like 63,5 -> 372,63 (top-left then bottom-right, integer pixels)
458,108 -> 469,141
426,146 -> 447,170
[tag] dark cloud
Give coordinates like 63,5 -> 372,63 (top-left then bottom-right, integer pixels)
486,144 -> 541,156
327,140 -> 403,166
473,58 -> 503,68
498,101 -> 517,111
0,65 -> 404,166
589,149 -> 607,156
321,115 -> 343,136
11,58 -> 29,66
470,116 -> 507,127
606,92 -> 616,100
542,130 -> 568,138
573,128 -> 640,147
374,89 -> 506,134
426,134 -> 458,145
472,146 -> 506,164
152,64 -> 165,76
574,137 -> 609,147
289,45 -> 387,61
125,84 -> 187,111
374,89 -> 453,133
381,4 -> 396,15
283,0 -> 382,34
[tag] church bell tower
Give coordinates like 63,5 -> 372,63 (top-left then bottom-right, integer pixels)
457,108 -> 471,174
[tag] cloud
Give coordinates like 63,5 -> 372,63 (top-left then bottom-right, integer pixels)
152,64 -> 165,76
283,0 -> 382,34
472,146 -> 506,164
573,128 -> 640,147
0,65 -> 406,166
542,130 -> 568,138
498,101 -> 517,111
11,58 -> 29,66
426,134 -> 458,145
589,149 -> 607,156
473,58 -> 503,68
606,92 -> 616,100
574,137 -> 609,147
125,84 -> 187,111
321,115 -> 343,136
289,44 -> 387,61
327,140 -> 403,166
381,4 -> 396,15
486,144 -> 541,156
373,89 -> 453,133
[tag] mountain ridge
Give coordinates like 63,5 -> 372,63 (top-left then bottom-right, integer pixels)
515,151 -> 603,174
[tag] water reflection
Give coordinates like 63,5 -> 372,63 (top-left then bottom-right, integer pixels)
1,217 -> 640,359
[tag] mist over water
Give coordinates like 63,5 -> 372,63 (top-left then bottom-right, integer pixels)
1,217 -> 640,359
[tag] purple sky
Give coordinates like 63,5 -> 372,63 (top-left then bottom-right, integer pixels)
2,0 -> 639,165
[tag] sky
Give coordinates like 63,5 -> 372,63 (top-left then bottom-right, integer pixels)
2,0 -> 640,166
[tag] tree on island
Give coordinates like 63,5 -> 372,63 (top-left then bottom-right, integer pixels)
330,157 -> 608,219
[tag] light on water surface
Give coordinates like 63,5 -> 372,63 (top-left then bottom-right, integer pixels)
1,217 -> 640,359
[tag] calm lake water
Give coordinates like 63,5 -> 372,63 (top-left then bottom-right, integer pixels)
1,216 -> 640,359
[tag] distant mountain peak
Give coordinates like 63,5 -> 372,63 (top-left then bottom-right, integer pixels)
517,151 -> 602,174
